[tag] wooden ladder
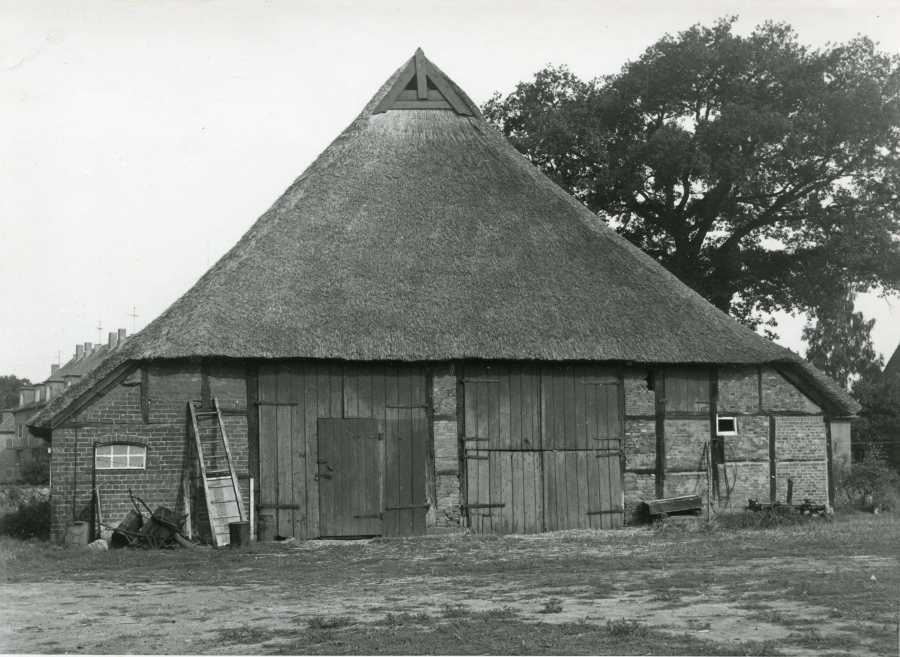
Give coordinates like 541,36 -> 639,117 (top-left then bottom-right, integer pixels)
188,398 -> 247,547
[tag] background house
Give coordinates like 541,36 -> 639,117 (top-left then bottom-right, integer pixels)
2,330 -> 128,484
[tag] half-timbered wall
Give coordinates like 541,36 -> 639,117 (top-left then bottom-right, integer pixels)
48,357 -> 842,541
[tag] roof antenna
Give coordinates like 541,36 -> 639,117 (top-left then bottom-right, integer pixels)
128,307 -> 140,333
96,319 -> 103,344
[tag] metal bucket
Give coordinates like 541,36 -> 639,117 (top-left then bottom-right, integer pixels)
229,521 -> 251,548
63,521 -> 90,547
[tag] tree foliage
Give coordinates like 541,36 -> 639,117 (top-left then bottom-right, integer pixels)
0,375 -> 31,409
483,18 -> 900,332
803,290 -> 883,389
852,370 -> 900,473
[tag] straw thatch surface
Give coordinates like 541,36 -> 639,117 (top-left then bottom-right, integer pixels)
29,52 -> 860,429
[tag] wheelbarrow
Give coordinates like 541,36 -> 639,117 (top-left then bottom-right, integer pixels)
104,490 -> 192,549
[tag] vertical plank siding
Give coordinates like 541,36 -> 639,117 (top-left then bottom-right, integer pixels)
462,363 -> 624,534
257,361 -> 427,539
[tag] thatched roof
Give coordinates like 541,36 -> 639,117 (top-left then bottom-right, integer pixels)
30,50 -> 860,430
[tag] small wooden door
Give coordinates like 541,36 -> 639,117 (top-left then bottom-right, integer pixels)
317,418 -> 383,537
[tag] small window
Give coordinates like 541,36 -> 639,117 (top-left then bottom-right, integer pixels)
716,415 -> 738,435
95,444 -> 146,470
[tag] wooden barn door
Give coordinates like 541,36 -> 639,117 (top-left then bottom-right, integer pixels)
258,361 -> 429,540
463,364 -> 544,533
258,362 -> 311,539
541,365 -> 624,530
462,363 -> 624,533
317,419 -> 382,537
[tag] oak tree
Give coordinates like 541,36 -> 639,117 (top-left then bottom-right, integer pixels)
483,18 -> 900,333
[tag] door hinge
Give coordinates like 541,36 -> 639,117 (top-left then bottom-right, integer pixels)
384,503 -> 430,510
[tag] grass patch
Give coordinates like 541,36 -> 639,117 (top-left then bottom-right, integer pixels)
272,616 -> 785,656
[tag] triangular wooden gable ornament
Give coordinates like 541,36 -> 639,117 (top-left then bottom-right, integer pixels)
373,48 -> 473,115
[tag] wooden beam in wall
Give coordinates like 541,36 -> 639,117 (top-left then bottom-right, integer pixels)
141,365 -> 150,424
654,369 -> 666,499
200,362 -> 211,410
246,364 -> 260,486
769,416 -> 777,503
708,367 -> 719,500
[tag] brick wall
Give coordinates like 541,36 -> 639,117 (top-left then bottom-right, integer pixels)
774,416 -> 827,504
621,363 -> 831,523
718,367 -> 759,414
431,365 -> 460,528
49,359 -> 250,543
761,367 -> 821,414
624,368 -> 655,416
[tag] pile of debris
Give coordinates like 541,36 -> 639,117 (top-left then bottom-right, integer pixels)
67,489 -> 198,550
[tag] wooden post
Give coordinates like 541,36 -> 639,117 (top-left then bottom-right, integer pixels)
654,369 -> 666,499
769,416 -> 777,503
140,365 -> 150,424
708,368 -> 719,502
825,419 -> 835,507
456,362 -> 467,528
200,362 -> 211,410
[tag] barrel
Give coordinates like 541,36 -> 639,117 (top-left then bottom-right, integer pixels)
229,521 -> 251,548
64,521 -> 90,547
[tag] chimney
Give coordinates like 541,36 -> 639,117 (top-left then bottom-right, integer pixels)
84,342 -> 93,357
20,388 -> 35,406
108,332 -> 117,348
75,344 -> 84,360
51,364 -> 59,375
118,328 -> 127,343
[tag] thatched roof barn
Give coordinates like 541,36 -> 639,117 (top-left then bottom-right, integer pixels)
32,51 -> 857,543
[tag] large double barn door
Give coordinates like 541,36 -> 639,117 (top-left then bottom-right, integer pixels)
463,363 -> 624,533
258,362 -> 428,540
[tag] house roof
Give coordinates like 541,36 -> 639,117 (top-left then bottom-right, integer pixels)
885,342 -> 900,378
28,50 -> 860,430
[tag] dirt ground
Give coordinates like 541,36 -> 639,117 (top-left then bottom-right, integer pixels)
1,518 -> 897,655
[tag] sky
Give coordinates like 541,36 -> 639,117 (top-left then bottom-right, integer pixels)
1,0 -> 899,384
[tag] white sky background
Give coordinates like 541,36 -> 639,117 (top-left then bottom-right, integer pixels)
1,0 -> 899,383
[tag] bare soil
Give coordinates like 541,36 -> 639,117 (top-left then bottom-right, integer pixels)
0,517 -> 897,655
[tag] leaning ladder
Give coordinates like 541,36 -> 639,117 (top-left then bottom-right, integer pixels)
188,398 -> 247,547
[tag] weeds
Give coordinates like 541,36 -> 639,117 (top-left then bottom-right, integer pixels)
380,612 -> 430,626
605,618 -> 650,639
307,616 -> 351,630
218,626 -> 273,644
0,500 -> 50,540
439,603 -> 470,618
539,597 -> 563,614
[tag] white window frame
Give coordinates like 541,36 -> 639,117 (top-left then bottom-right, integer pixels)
716,415 -> 738,436
95,443 -> 147,470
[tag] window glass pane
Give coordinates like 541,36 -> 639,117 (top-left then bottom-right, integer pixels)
95,444 -> 146,469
